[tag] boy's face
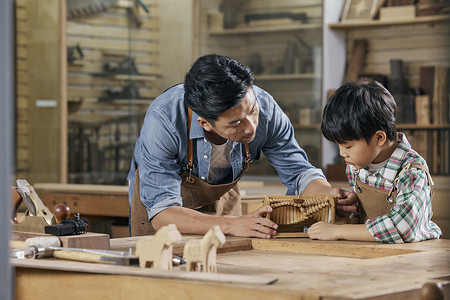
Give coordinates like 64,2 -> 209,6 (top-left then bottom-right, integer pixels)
337,135 -> 382,169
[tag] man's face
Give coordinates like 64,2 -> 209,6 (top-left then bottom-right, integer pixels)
202,88 -> 259,144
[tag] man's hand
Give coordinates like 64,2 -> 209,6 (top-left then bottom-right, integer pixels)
225,206 -> 278,239
329,187 -> 357,217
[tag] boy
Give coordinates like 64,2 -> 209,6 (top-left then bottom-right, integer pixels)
308,79 -> 442,243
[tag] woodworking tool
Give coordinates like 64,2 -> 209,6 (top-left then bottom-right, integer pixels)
10,236 -> 139,266
11,180 -> 57,233
172,253 -> 186,265
66,0 -> 117,19
45,213 -> 89,236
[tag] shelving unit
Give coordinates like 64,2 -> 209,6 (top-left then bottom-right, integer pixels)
209,23 -> 321,35
325,4 -> 450,176
328,14 -> 450,29
197,0 -> 324,175
255,73 -> 320,81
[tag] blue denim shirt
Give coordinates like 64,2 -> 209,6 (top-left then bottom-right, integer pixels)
128,84 -> 325,220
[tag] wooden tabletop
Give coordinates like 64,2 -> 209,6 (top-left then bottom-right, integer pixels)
12,236 -> 450,299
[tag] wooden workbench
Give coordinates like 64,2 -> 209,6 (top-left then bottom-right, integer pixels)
33,178 -> 450,239
12,236 -> 449,299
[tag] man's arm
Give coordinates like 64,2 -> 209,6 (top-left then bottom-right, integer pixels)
151,206 -> 278,239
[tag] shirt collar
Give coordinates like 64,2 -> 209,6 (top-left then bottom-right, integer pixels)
377,132 -> 409,181
189,111 -> 206,139
189,110 -> 241,151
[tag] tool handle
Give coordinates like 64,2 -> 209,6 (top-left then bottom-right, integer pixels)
53,204 -> 71,223
53,250 -> 114,264
10,186 -> 22,224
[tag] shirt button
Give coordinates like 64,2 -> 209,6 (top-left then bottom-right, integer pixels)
201,176 -> 206,180
203,155 -> 208,159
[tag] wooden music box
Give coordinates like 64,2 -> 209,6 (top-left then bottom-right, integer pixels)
263,194 -> 336,238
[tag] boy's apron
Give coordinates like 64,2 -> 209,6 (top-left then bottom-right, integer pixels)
355,163 -> 433,222
130,108 -> 251,236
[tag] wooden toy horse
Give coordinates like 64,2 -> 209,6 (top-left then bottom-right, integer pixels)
135,224 -> 182,270
183,225 -> 226,273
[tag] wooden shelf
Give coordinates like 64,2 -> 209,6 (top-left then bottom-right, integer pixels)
114,74 -> 160,81
293,124 -> 320,130
397,124 -> 450,130
255,73 -> 319,81
329,14 -> 450,30
209,23 -> 321,35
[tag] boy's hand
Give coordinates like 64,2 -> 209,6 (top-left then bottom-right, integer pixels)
308,221 -> 339,240
329,187 -> 357,217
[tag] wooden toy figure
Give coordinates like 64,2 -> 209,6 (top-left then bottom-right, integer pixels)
183,225 -> 226,273
135,224 -> 182,270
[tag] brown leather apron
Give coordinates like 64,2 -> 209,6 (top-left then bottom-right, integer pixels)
130,108 -> 251,236
356,162 -> 433,223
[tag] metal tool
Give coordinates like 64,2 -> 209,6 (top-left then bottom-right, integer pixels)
67,0 -> 117,19
45,213 -> 89,236
11,236 -> 139,266
12,180 -> 57,233
48,246 -> 133,257
10,236 -> 61,259
172,253 -> 186,266
48,246 -> 139,265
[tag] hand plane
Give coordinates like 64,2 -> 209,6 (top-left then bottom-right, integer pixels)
11,179 -> 57,233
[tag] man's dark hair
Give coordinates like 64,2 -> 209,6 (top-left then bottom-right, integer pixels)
184,54 -> 254,122
321,79 -> 397,144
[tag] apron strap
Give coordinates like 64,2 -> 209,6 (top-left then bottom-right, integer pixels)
186,107 -> 252,176
388,162 -> 434,200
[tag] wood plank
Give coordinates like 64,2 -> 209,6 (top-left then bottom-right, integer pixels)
73,15 -> 159,29
368,36 -> 450,52
67,36 -> 159,53
35,183 -> 128,195
251,239 -> 422,259
16,20 -> 28,33
68,62 -> 159,74
68,75 -> 158,86
67,87 -> 159,99
10,232 -> 110,250
24,0 -> 63,183
347,23 -> 450,41
13,260 -> 278,287
67,48 -> 159,65
365,48 -> 450,64
329,14 -> 450,29
67,22 -> 160,41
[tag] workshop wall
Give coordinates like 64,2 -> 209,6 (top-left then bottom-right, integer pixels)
15,0 -> 163,185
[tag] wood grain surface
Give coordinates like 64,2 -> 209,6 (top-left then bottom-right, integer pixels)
12,236 -> 450,300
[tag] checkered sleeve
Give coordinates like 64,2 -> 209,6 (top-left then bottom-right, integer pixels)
365,168 -> 441,243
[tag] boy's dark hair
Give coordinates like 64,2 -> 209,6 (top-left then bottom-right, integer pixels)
321,79 -> 397,144
184,54 -> 254,123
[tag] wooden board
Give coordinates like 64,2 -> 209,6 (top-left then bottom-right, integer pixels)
12,236 -> 450,299
10,231 -> 111,250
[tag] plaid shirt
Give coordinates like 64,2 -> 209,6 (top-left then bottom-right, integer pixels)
346,133 -> 442,243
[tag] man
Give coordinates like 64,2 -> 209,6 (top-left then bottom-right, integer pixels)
128,54 -> 356,238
